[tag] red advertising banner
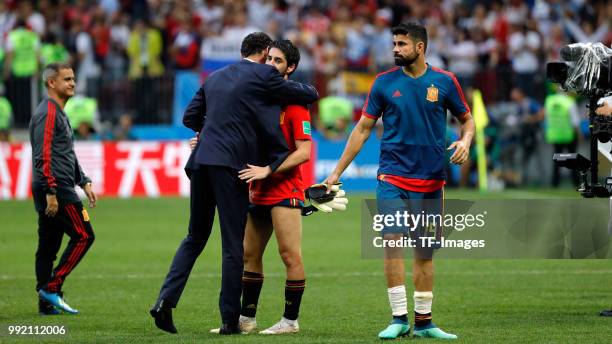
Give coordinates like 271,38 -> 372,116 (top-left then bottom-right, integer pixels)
0,141 -> 316,200
0,141 -> 192,199
0,143 -> 31,200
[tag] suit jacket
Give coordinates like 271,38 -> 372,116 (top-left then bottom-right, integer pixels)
183,59 -> 319,174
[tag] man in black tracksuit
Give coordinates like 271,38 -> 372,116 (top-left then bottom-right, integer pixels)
30,63 -> 97,315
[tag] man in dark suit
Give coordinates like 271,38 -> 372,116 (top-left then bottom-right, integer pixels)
150,32 -> 319,334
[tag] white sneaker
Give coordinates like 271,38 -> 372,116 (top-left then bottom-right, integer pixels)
239,315 -> 258,333
259,317 -> 299,334
209,315 -> 257,334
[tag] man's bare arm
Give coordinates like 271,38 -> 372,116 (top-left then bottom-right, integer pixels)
275,140 -> 311,173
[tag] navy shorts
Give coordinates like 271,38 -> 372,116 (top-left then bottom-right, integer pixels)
248,198 -> 304,222
376,180 -> 443,253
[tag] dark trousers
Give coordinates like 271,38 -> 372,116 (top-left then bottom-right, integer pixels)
156,165 -> 249,325
36,202 -> 95,293
552,141 -> 579,187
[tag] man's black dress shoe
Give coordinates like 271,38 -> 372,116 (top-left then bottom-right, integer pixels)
150,300 -> 177,334
218,323 -> 241,335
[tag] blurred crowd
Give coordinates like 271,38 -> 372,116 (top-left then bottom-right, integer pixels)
0,0 -> 610,188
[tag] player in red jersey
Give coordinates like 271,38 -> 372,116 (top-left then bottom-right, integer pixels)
209,40 -> 311,335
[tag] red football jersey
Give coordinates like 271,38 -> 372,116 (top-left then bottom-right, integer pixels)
250,105 -> 312,205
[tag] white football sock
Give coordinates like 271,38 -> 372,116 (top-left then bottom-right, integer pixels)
414,291 -> 433,314
387,285 -> 408,316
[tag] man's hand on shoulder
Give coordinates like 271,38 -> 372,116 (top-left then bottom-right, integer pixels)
266,67 -> 319,104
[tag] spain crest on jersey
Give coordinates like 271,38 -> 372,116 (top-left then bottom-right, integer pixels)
426,84 -> 439,102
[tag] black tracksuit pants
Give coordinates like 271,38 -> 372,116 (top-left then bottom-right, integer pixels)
36,201 -> 95,293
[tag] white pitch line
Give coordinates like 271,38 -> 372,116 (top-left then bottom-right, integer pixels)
1,269 -> 612,281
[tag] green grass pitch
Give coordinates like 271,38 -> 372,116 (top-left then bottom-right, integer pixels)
1,189 -> 611,343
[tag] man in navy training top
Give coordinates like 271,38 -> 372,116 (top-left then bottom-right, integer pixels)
325,22 -> 475,340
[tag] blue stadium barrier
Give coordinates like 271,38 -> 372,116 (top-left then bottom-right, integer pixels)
131,125 -> 195,140
313,131 -> 380,191
173,71 -> 201,127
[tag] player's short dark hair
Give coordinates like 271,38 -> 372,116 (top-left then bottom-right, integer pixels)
391,22 -> 428,52
240,32 -> 273,58
42,63 -> 73,88
270,39 -> 300,75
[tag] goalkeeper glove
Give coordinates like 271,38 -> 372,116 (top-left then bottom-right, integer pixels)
302,182 -> 349,216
